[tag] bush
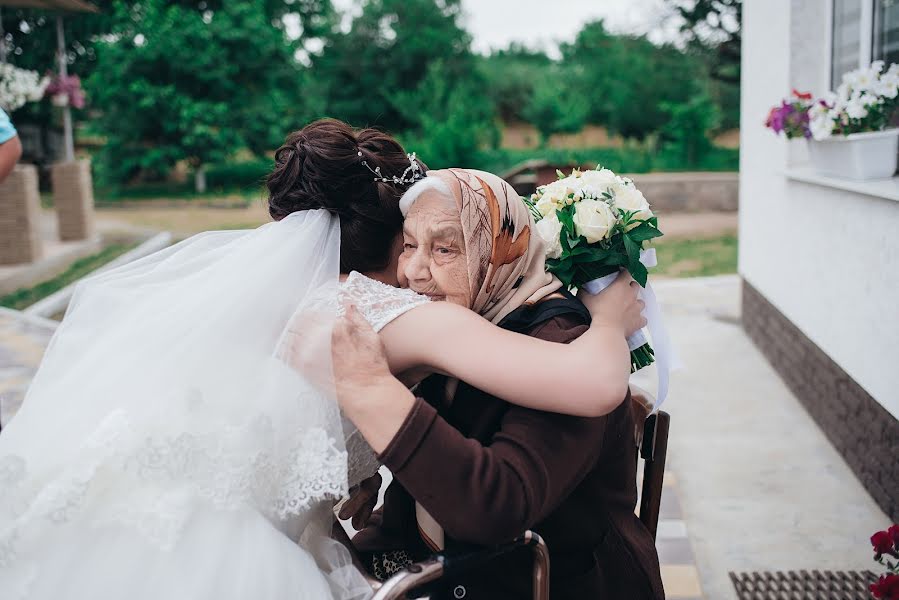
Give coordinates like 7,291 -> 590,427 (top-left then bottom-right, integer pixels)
474,144 -> 738,176
204,159 -> 273,190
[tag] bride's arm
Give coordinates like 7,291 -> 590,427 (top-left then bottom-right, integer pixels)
378,275 -> 644,417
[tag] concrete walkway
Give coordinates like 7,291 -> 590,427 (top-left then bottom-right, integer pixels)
643,275 -> 890,599
0,308 -> 57,426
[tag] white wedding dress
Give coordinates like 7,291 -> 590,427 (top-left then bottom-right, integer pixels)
0,211 -> 427,600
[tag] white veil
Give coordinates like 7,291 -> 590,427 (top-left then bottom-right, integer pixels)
0,210 -> 369,599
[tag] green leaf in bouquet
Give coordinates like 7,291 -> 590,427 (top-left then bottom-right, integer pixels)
550,260 -> 577,288
627,222 -> 664,243
556,206 -> 576,232
556,169 -> 566,180
629,261 -> 649,287
622,234 -> 648,287
576,262 -> 619,284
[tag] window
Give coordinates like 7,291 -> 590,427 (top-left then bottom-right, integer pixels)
832,0 -> 863,87
831,0 -> 899,87
874,0 -> 899,65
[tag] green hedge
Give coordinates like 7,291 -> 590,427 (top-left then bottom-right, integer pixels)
93,148 -> 737,203
475,146 -> 738,176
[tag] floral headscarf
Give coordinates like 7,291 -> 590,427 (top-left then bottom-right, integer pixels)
422,168 -> 561,324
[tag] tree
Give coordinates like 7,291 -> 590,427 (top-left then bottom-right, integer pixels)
311,0 -> 475,132
669,0 -> 741,85
395,60 -> 497,168
477,44 -> 551,123
667,0 -> 742,128
522,69 -> 588,146
86,1 -> 321,190
659,92 -> 721,166
561,20 -> 703,140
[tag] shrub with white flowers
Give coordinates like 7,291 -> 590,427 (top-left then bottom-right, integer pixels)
0,63 -> 49,112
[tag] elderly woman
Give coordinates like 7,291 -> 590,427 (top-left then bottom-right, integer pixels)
336,169 -> 665,600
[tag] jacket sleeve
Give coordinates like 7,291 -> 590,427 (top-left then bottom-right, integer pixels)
378,316 -> 613,545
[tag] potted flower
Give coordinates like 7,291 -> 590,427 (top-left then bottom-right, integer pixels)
869,525 -> 899,599
767,61 -> 899,180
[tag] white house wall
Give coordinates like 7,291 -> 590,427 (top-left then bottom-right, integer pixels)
739,0 -> 899,418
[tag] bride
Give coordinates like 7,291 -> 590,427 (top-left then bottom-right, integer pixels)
0,119 -> 643,599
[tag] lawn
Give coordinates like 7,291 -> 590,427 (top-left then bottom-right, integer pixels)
652,234 -> 738,278
0,244 -> 138,311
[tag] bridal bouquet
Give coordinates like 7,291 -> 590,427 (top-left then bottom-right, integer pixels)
526,166 -> 663,372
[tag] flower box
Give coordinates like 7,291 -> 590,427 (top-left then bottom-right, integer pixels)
807,128 -> 899,181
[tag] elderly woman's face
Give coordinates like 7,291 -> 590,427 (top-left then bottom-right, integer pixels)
398,189 -> 471,306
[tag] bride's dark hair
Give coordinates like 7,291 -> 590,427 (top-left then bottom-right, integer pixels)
266,118 -> 425,273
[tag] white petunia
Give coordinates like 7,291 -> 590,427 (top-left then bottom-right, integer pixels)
808,102 -> 834,140
845,97 -> 868,119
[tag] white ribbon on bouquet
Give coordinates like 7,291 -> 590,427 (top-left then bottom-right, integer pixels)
581,248 -> 674,410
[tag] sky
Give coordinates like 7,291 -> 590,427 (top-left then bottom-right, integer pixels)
326,0 -> 683,57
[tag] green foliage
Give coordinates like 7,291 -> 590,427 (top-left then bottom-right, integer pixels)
85,1 -> 315,186
667,0 -> 742,128
659,93 -> 722,167
560,20 -> 705,140
523,68 -> 589,146
312,0 -> 475,131
477,44 -> 551,122
476,144 -> 738,177
395,61 -> 498,168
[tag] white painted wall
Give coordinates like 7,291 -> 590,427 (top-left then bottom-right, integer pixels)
739,0 -> 899,419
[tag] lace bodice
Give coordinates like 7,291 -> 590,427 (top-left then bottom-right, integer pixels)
338,271 -> 430,333
338,272 -> 429,488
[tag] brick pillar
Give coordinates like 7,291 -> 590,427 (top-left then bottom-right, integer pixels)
0,164 -> 44,265
51,159 -> 95,241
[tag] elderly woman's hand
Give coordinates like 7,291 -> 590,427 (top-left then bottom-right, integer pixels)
330,304 -> 396,408
330,304 -> 417,454
577,271 -> 647,338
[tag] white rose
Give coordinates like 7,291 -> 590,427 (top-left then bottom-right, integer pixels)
576,169 -> 616,199
573,198 -> 616,243
579,168 -> 617,189
535,212 -> 564,259
535,193 -> 561,217
612,185 -> 653,228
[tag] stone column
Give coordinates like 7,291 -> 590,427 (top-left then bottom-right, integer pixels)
0,164 -> 44,264
51,159 -> 95,241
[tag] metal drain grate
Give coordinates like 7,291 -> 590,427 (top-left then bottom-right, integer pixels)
730,570 -> 878,599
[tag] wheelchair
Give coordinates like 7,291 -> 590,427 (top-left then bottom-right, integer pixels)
366,409 -> 671,600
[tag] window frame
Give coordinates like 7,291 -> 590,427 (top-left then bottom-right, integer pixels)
829,0 -> 877,88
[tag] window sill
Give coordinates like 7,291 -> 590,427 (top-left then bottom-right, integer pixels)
784,167 -> 899,202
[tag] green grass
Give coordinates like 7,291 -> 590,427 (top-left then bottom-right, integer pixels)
0,243 -> 138,311
653,234 -> 738,278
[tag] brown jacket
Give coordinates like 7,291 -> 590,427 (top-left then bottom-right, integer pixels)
353,305 -> 665,600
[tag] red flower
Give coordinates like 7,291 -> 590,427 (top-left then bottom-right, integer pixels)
873,530 -> 895,555
871,573 -> 899,599
889,524 -> 899,545
792,88 -> 813,100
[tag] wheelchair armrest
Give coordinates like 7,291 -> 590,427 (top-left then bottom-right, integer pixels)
371,531 -> 550,600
